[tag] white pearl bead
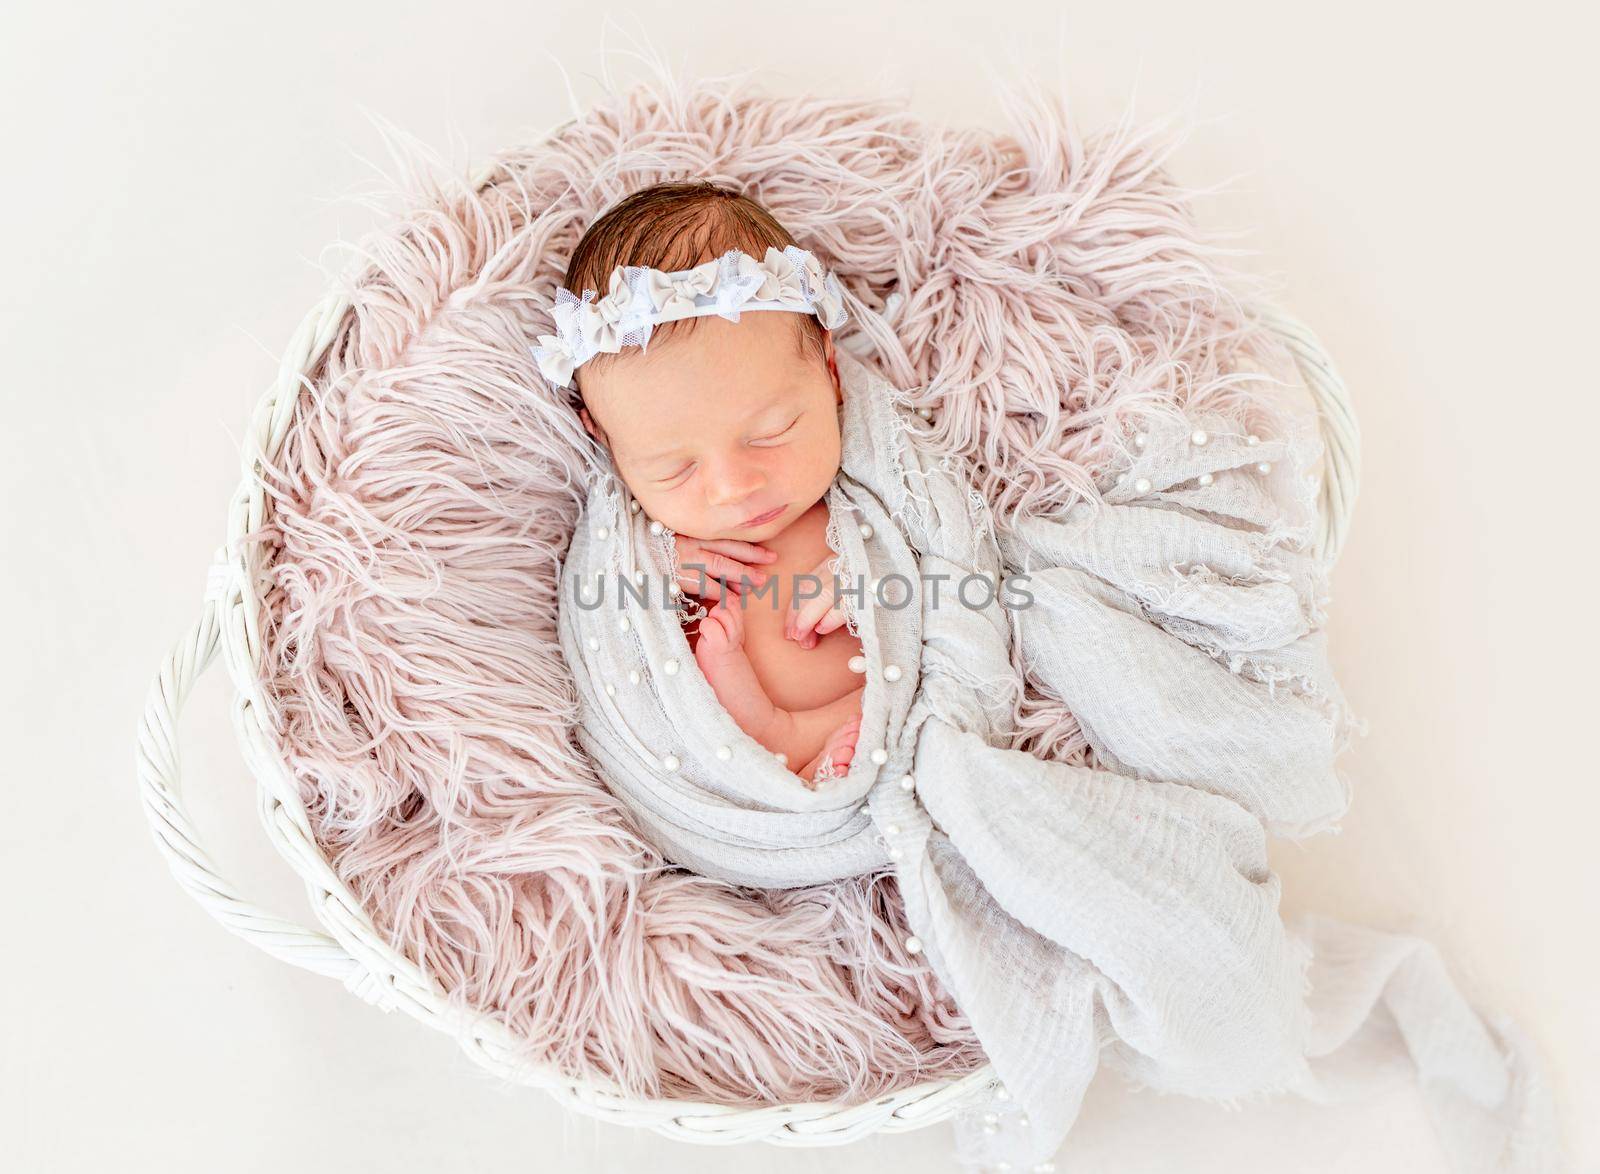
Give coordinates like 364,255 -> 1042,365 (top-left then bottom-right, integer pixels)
633,570 -> 646,585
629,499 -> 641,514
663,658 -> 679,676
994,1085 -> 1012,1102
596,526 -> 608,540
886,823 -> 901,836
1246,433 -> 1260,446
1133,431 -> 1148,449
883,664 -> 902,682
870,748 -> 888,765
649,519 -> 664,535
996,1164 -> 1012,1173
982,1122 -> 998,1136
716,744 -> 732,761
1033,1163 -> 1056,1173
1017,1114 -> 1030,1127
1191,429 -> 1208,446
848,655 -> 868,674
1115,472 -> 1127,486
587,636 -> 600,651
618,616 -> 630,632
604,683 -> 616,697
888,847 -> 903,860
1134,477 -> 1152,494
858,522 -> 874,539
627,670 -> 641,685
1197,472 -> 1214,487
775,752 -> 788,766
1256,461 -> 1273,475
661,753 -> 680,772
916,405 -> 933,420
899,774 -> 915,793
983,1111 -> 1000,1126
904,935 -> 923,954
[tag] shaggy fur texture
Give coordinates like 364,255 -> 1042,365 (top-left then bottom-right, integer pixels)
246,60 -> 1307,1105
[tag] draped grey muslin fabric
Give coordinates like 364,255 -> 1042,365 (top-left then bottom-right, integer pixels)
556,349 -> 1557,1173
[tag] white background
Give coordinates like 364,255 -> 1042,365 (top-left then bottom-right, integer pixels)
4,3 -> 1595,1171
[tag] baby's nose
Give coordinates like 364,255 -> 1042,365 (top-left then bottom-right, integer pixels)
705,457 -> 765,506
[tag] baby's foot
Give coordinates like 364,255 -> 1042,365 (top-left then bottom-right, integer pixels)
694,595 -> 779,739
801,714 -> 862,789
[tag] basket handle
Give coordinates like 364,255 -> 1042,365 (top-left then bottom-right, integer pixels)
1260,306 -> 1361,565
134,560 -> 393,1007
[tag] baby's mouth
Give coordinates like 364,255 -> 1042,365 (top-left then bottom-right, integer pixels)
741,504 -> 787,528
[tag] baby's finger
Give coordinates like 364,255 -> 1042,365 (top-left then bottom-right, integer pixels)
705,552 -> 770,591
698,538 -> 778,564
788,592 -> 836,642
680,564 -> 737,601
787,596 -> 826,641
815,607 -> 849,637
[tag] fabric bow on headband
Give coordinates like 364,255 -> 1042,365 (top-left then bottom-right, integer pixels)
530,245 -> 850,389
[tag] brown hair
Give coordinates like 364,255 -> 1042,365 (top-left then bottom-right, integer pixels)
560,181 -> 828,403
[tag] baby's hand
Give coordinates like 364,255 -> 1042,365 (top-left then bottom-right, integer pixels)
694,591 -> 746,661
674,535 -> 777,602
787,554 -> 851,650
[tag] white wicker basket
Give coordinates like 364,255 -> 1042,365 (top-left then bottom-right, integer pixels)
134,174 -> 1360,1147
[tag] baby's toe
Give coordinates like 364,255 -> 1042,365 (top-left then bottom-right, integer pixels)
832,723 -> 862,762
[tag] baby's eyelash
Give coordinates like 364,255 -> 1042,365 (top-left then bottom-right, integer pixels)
755,416 -> 800,442
650,415 -> 799,484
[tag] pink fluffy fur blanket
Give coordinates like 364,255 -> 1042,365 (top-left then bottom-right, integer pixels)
248,67 -> 1313,1105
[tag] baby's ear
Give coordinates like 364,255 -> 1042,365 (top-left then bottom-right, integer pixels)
579,406 -> 603,442
823,331 -> 841,403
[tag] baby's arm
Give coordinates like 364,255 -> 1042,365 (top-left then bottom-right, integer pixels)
694,596 -> 864,784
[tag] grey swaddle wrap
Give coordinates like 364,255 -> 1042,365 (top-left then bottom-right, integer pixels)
557,349 -> 1557,1173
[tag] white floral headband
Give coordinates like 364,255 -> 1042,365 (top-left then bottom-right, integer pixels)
530,244 -> 849,389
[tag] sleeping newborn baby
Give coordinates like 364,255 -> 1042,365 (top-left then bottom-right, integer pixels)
542,182 -> 866,786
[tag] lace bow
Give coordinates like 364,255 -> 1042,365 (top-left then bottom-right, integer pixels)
531,245 -> 849,388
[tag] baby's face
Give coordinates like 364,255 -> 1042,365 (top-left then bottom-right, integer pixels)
579,310 -> 842,543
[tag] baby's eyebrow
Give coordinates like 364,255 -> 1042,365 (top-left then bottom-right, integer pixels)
633,439 -> 691,465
